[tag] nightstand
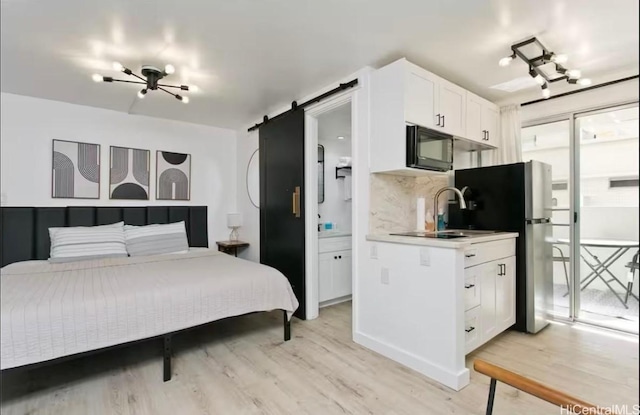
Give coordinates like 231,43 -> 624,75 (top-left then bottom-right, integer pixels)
216,240 -> 249,257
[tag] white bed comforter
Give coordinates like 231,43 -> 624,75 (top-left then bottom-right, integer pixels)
0,250 -> 298,370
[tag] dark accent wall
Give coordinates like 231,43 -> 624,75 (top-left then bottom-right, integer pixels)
0,206 -> 208,267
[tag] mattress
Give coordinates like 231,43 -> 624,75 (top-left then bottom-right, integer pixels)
0,249 -> 299,370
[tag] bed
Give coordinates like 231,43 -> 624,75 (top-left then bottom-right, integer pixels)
0,206 -> 298,381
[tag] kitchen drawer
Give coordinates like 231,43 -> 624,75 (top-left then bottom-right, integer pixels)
464,273 -> 480,311
464,306 -> 482,354
319,236 -> 352,253
464,238 -> 515,268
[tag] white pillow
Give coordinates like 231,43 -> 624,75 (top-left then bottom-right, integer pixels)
49,222 -> 127,263
124,221 -> 189,257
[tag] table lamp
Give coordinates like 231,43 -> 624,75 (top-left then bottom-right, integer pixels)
227,213 -> 243,242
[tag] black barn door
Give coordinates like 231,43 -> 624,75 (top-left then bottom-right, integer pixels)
260,109 -> 306,319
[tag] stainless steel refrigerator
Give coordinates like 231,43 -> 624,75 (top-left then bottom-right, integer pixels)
449,160 -> 553,333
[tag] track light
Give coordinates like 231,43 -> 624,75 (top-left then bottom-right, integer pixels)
498,54 -> 515,67
551,54 -> 568,64
555,64 -> 567,75
137,89 -> 147,99
541,83 -> 551,99
92,73 -> 103,82
529,69 -> 545,85
164,64 -> 175,75
577,78 -> 592,86
568,69 -> 582,79
175,94 -> 189,103
113,61 -> 124,72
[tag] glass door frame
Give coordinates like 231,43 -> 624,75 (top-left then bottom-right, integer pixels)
523,99 -> 639,327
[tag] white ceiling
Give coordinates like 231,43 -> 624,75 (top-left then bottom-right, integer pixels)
1,0 -> 638,130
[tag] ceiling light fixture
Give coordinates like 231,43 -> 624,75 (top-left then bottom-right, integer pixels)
499,37 -> 591,98
92,62 -> 195,103
337,136 -> 345,140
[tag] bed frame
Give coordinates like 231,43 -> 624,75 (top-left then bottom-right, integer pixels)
0,206 -> 292,381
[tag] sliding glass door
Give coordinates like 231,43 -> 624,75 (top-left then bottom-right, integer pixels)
574,105 -> 639,333
523,103 -> 639,333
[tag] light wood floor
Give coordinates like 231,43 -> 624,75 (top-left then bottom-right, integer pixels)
1,302 -> 638,414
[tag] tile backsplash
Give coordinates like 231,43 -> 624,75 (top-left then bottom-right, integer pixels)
369,173 -> 449,233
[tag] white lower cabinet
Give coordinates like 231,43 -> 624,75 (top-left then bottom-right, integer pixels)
465,254 -> 516,354
319,236 -> 352,304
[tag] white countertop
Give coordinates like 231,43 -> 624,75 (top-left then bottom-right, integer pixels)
318,231 -> 352,239
366,231 -> 518,248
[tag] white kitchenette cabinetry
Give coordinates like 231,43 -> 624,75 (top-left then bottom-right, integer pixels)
370,58 -> 500,174
319,235 -> 352,304
362,233 -> 517,391
466,92 -> 499,148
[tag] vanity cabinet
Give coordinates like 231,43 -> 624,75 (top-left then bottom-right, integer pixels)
370,58 -> 499,174
319,236 -> 352,304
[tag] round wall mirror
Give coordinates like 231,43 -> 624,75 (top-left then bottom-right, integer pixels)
246,148 -> 260,208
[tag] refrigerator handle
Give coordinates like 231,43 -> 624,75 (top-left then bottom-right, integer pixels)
574,212 -> 578,223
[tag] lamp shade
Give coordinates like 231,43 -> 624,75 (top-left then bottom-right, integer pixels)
227,213 -> 243,228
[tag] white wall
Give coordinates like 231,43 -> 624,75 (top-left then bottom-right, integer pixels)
0,92 -> 238,246
318,135 -> 352,232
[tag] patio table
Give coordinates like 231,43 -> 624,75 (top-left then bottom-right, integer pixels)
556,238 -> 639,309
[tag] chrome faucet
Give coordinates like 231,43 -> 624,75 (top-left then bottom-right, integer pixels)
433,187 -> 467,227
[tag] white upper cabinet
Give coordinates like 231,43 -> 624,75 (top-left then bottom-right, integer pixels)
371,58 -> 500,174
405,68 -> 438,129
465,92 -> 499,148
436,80 -> 467,138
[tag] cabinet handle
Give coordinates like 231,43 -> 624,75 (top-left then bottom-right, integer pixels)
464,284 -> 475,289
487,130 -> 490,141
334,256 -> 337,259
442,115 -> 445,128
292,186 -> 301,218
484,130 -> 488,140
465,326 -> 475,333
436,114 -> 441,126
465,253 -> 476,258
339,255 -> 342,259
498,264 -> 506,275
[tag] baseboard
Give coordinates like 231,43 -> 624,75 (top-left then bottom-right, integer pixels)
319,295 -> 352,308
353,331 -> 469,391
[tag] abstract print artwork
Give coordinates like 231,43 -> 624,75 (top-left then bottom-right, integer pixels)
52,139 -> 100,199
156,151 -> 191,201
109,146 -> 150,200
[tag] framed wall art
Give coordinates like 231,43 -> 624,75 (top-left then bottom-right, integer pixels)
109,146 -> 150,200
52,139 -> 100,199
156,151 -> 191,201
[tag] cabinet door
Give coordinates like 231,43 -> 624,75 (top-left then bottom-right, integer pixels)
465,93 -> 483,143
318,253 -> 333,303
496,256 -> 516,331
438,80 -> 466,137
479,261 -> 498,341
481,104 -> 500,148
332,250 -> 352,298
405,69 -> 438,129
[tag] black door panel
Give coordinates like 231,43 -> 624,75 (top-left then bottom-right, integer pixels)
260,110 -> 306,319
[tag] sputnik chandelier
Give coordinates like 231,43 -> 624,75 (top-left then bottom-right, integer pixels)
92,62 -> 198,103
498,37 -> 591,99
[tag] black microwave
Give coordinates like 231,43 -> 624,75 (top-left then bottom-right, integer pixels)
406,125 -> 454,172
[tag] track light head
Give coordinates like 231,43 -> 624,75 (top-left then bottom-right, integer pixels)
568,69 -> 582,79
529,69 -> 545,85
541,83 -> 550,99
92,73 -> 103,82
175,94 -> 189,103
113,61 -> 124,72
551,54 -> 568,64
137,89 -> 147,99
164,64 -> 175,75
577,78 -> 592,86
498,55 -> 515,67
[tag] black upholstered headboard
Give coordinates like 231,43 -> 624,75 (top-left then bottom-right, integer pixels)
0,206 -> 208,267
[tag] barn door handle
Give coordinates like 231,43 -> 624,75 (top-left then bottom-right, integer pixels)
292,186 -> 301,218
